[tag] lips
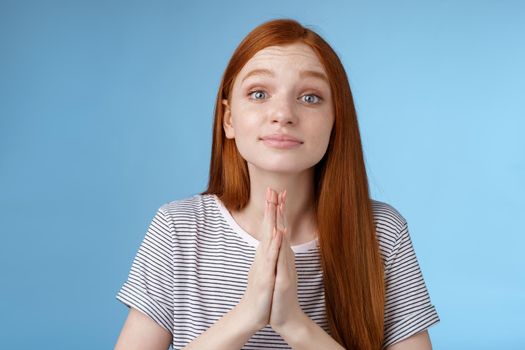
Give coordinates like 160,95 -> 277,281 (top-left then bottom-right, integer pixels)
260,134 -> 303,143
260,133 -> 303,149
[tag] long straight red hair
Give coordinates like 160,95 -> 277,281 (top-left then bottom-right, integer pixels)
200,18 -> 385,349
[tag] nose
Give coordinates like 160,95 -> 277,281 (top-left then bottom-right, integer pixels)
270,94 -> 298,126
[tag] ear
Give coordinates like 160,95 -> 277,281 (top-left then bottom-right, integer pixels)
222,99 -> 235,139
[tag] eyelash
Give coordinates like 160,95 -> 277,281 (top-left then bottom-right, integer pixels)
247,89 -> 323,104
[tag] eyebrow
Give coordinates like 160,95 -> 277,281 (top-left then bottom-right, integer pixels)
241,68 -> 330,85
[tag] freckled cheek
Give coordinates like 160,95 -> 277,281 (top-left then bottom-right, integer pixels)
233,100 -> 261,115
237,105 -> 265,121
232,114 -> 260,138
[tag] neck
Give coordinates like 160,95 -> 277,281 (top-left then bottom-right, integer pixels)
233,164 -> 318,245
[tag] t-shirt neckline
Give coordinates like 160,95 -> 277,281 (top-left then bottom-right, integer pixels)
210,194 -> 318,254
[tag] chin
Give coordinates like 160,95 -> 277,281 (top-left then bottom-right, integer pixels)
247,161 -> 310,175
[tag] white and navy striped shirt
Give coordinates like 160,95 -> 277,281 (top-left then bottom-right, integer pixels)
116,193 -> 440,349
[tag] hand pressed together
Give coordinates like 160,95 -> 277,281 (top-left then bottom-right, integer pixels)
240,187 -> 305,334
268,189 -> 303,332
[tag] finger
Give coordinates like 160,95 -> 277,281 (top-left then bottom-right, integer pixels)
278,203 -> 291,247
277,228 -> 295,285
282,191 -> 288,232
281,228 -> 295,276
276,192 -> 285,232
262,187 -> 277,245
276,227 -> 286,276
282,190 -> 288,227
262,187 -> 270,243
269,226 -> 283,268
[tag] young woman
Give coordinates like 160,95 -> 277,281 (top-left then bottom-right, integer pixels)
114,18 -> 440,350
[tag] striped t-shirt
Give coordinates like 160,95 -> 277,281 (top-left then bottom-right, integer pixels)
116,193 -> 440,349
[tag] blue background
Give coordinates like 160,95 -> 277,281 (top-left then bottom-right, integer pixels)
1,0 -> 523,349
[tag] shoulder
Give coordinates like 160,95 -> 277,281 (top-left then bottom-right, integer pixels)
370,199 -> 407,232
370,199 -> 408,261
156,193 -> 219,224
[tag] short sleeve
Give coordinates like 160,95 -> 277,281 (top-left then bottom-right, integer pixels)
116,205 -> 174,334
382,219 -> 440,349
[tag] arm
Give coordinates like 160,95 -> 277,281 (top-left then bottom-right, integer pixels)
181,298 -> 260,350
114,300 -> 262,350
278,314 -> 433,350
277,312 -> 345,350
385,330 -> 432,350
114,307 -> 172,350
115,206 -> 176,350
381,213 -> 440,349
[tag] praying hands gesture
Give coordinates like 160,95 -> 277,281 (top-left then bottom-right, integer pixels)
240,187 -> 305,335
177,188 -> 346,349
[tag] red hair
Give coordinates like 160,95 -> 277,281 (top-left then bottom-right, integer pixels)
201,18 -> 385,349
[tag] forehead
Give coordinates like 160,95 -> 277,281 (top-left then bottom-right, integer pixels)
240,43 -> 326,73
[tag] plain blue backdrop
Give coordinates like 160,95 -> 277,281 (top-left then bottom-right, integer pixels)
1,0 -> 523,349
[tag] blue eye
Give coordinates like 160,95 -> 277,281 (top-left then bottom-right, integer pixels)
248,90 -> 322,104
302,94 -> 322,104
248,90 -> 267,100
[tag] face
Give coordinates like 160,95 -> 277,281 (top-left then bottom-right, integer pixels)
222,42 -> 334,175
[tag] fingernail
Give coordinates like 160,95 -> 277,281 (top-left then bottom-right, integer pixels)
266,187 -> 270,201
